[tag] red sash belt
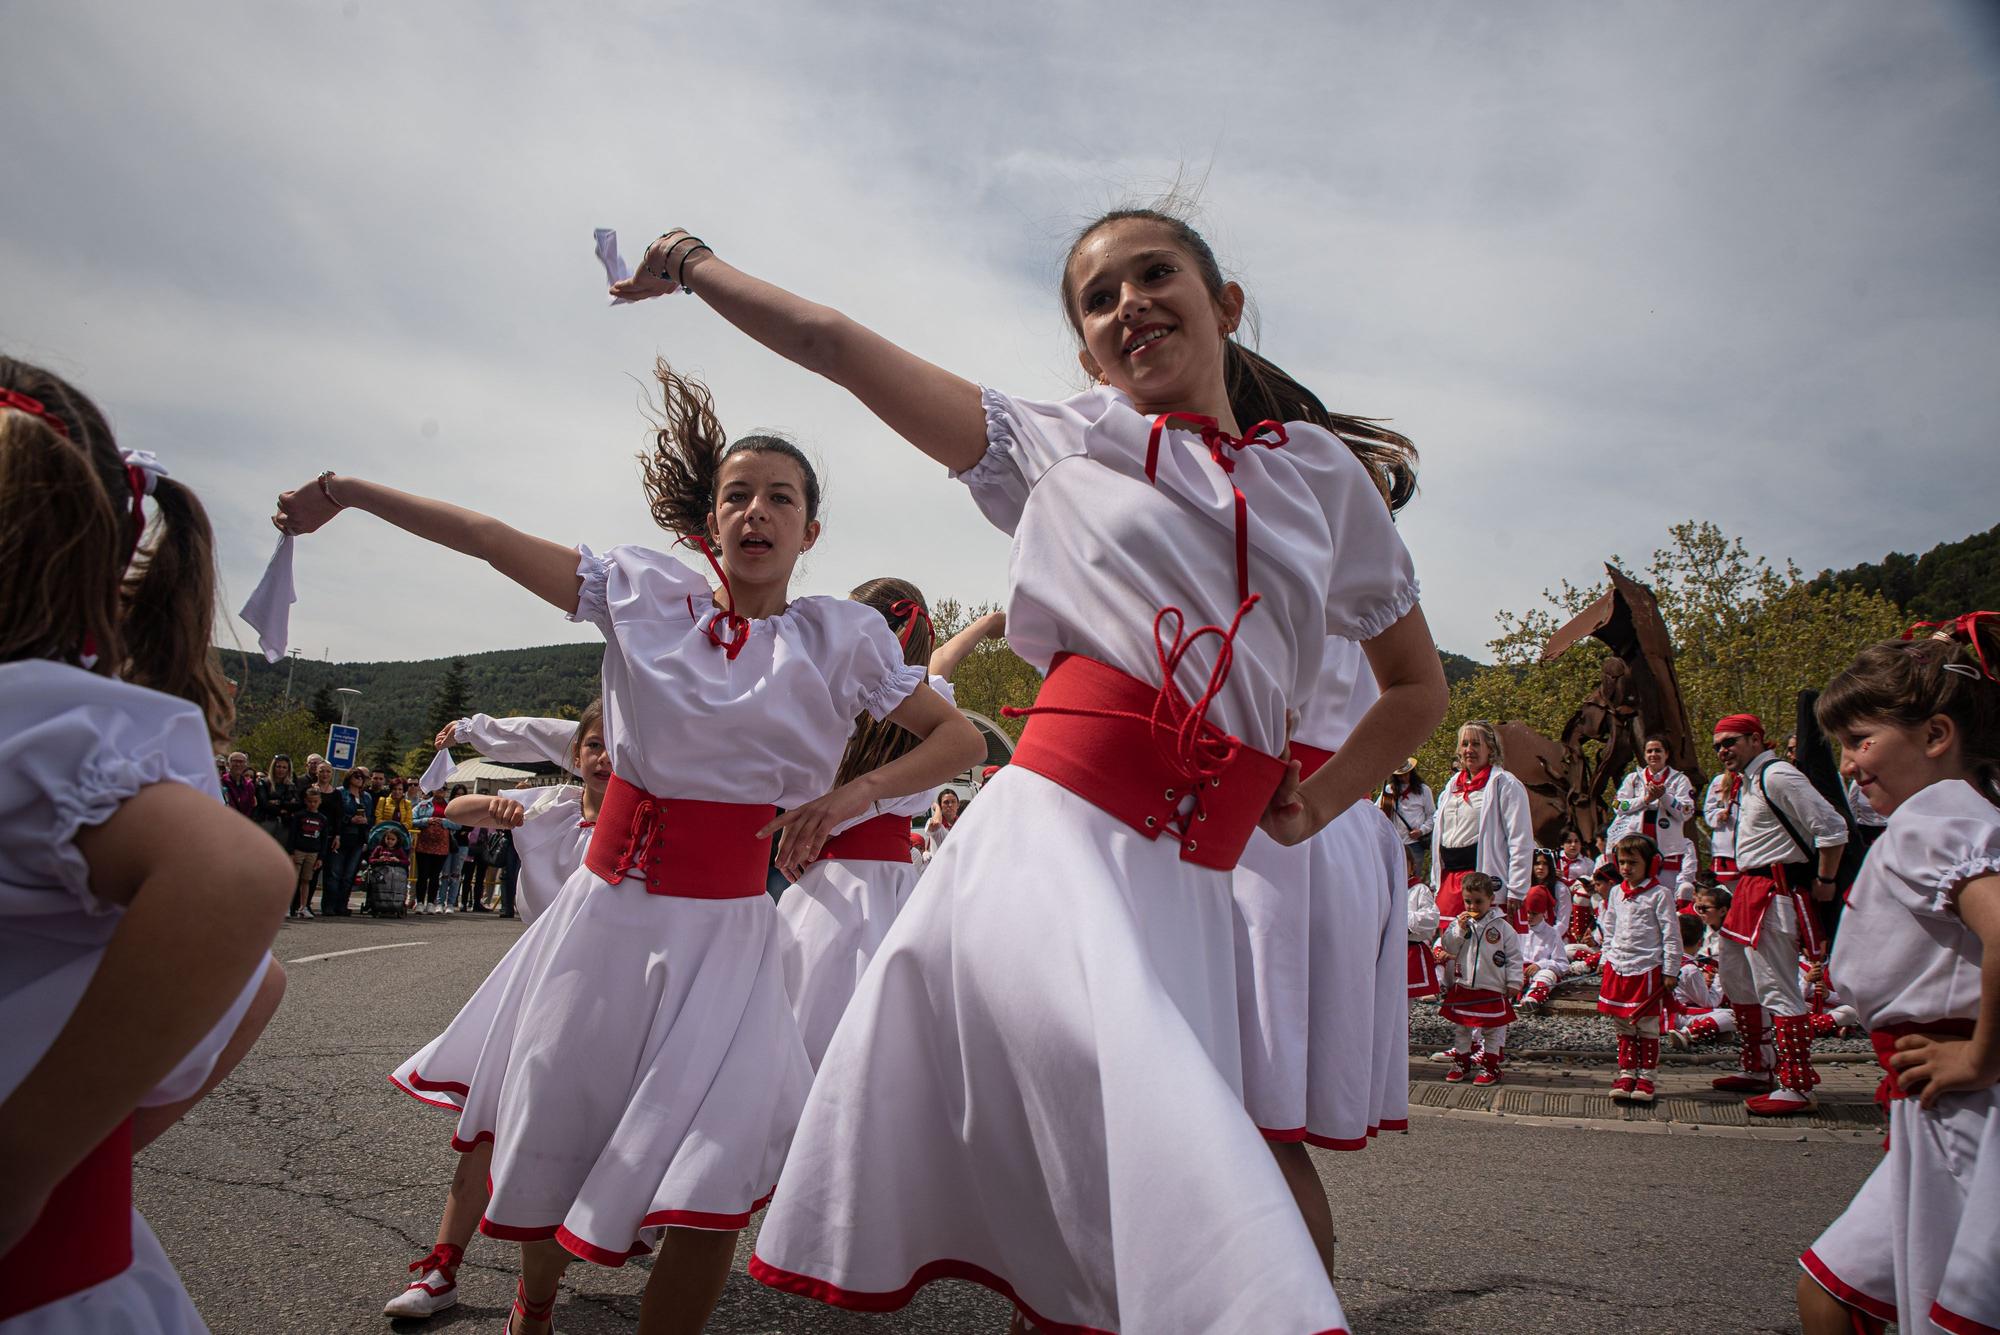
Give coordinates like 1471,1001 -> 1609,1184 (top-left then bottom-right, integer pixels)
1291,742 -> 1333,781
0,1116 -> 134,1320
1008,653 -> 1284,872
1722,864 -> 1823,955
817,812 -> 913,865
584,774 -> 774,899
1869,1019 -> 1977,1111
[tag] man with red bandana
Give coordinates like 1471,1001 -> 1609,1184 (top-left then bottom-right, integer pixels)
1708,713 -> 1848,1116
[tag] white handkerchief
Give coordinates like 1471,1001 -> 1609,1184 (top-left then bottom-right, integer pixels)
420,748 -> 455,793
595,228 -> 635,306
239,534 -> 296,663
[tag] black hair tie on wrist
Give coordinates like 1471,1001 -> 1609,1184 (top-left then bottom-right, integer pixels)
675,243 -> 712,295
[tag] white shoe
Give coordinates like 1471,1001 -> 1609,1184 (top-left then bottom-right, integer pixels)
301,906 -> 315,919
383,1268 -> 459,1318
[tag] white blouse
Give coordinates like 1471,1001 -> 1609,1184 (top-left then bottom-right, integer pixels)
1829,779 -> 2000,1030
831,676 -> 956,836
1438,782 -> 1484,848
569,545 -> 924,808
0,661 -> 268,1107
956,387 -> 1418,756
1293,635 -> 1378,753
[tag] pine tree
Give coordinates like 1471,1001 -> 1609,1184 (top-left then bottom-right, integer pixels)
309,682 -> 338,727
427,658 -> 472,739
370,726 -> 403,774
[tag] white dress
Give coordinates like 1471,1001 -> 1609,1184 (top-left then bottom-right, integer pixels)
1231,636 -> 1411,1148
389,547 -> 921,1266
0,661 -> 274,1334
1802,779 -> 2000,1335
751,386 -> 1417,1334
777,677 -> 953,1070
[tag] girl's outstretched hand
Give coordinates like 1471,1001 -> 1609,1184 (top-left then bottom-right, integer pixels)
609,230 -> 695,302
274,479 -> 341,535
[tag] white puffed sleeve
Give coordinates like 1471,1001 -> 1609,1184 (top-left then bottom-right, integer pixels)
805,600 -> 927,723
566,543 -> 708,637
0,669 -> 221,919
1291,427 -> 1421,641
456,714 -> 581,773
949,387 -> 1104,535
1883,785 -> 2000,918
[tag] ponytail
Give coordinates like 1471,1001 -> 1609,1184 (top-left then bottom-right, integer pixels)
1063,208 -> 1419,512
122,476 -> 233,742
639,358 -> 823,544
833,578 -> 934,790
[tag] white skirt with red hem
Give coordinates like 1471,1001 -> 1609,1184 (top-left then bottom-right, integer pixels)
750,768 -> 1348,1335
1232,801 -> 1408,1150
775,856 -> 920,1070
388,863 -> 809,1264
1804,1085 -> 2000,1334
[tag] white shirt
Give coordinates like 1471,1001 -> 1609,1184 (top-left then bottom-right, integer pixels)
1384,782 -> 1435,846
1731,750 -> 1848,871
1703,772 -> 1741,862
1674,956 -> 1721,1010
1431,767 -> 1536,900
1828,779 -> 1999,1029
1441,906 -> 1521,993
1605,765 -> 1696,861
1597,876 -> 1680,979
1437,781 -> 1482,848
571,546 -> 923,810
958,386 -> 1419,755
1519,919 -> 1568,973
1845,778 -> 1888,829
1407,879 -> 1439,943
453,714 -> 591,926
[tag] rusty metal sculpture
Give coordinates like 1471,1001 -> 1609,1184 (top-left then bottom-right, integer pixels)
1500,567 -> 1704,850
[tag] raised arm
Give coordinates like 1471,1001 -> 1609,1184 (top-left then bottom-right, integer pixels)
929,610 -> 1006,681
611,232 -> 988,472
274,476 -> 582,614
438,714 -> 579,771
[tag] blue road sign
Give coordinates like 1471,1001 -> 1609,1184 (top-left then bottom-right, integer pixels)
326,724 -> 361,769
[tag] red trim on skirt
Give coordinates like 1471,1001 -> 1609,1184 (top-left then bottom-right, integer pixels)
0,1116 -> 134,1321
1931,1301 -> 2000,1335
1596,967 -> 1667,1018
1438,985 -> 1516,1027
747,1251 -> 1348,1335
1799,1247 -> 1897,1323
481,1190 -> 776,1266
1407,941 -> 1441,997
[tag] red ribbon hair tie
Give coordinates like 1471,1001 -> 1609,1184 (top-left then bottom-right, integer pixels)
0,388 -> 69,437
1902,611 -> 2000,684
889,598 -> 932,651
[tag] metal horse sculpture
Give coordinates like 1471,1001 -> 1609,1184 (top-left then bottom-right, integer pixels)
1498,568 -> 1703,850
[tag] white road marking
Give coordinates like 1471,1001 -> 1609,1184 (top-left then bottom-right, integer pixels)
287,941 -> 429,965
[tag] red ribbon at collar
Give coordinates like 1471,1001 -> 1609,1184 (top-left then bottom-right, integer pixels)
680,534 -> 750,659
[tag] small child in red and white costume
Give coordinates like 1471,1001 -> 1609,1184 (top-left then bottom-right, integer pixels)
1408,874 -> 1441,1000
1438,872 -> 1521,1086
1517,885 -> 1570,1009
1596,834 -> 1680,1104
1557,829 -> 1596,945
1795,615 -> 2000,1335
1704,768 -> 1743,890
1666,913 -> 1735,1049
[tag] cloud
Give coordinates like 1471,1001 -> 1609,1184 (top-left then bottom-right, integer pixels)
3,0 -> 1995,670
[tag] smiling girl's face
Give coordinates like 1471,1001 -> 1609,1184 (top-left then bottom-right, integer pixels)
1830,713 -> 1957,817
1066,218 -> 1241,421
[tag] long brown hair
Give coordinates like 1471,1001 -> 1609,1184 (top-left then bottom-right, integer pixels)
1815,618 -> 2000,800
1061,208 -> 1418,511
832,578 -> 934,789
638,358 -> 821,541
566,696 -> 606,774
0,356 -> 233,743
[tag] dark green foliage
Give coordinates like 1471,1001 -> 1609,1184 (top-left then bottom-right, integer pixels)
308,682 -> 338,727
426,658 -> 473,739
1440,650 -> 1483,686
1811,523 -> 2000,621
369,726 -> 404,773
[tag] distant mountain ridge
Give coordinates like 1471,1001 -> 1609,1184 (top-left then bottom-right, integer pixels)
1810,521 -> 2000,621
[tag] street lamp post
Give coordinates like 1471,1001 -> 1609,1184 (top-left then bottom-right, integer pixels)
335,687 -> 362,726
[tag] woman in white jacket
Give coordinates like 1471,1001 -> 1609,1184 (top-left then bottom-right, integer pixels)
1430,720 -> 1536,925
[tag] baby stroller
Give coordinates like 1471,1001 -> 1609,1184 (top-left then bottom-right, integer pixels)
361,822 -> 412,918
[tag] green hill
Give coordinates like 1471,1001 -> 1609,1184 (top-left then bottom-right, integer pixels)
1811,522 -> 2000,621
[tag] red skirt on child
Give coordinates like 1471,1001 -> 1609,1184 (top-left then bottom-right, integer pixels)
1438,985 -> 1515,1028
1436,868 -> 1472,920
1407,942 -> 1440,998
1597,967 -> 1666,1019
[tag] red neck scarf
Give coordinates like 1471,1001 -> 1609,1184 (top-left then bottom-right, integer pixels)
1619,875 -> 1659,901
1453,766 -> 1492,801
1644,767 -> 1668,785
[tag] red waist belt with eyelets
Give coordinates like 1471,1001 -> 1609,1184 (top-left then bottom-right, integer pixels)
584,774 -> 774,899
1292,743 -> 1333,781
0,1116 -> 134,1320
1007,653 -> 1284,872
817,812 -> 913,864
1868,1018 -> 1976,1109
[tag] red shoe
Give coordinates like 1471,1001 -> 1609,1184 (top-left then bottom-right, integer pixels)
1745,1088 -> 1813,1117
1629,1077 -> 1656,1105
1444,1052 -> 1473,1083
1473,1057 -> 1503,1087
1609,1073 -> 1637,1102
1711,1072 -> 1774,1094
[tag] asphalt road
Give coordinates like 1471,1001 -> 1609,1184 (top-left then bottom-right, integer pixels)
137,914 -> 1878,1334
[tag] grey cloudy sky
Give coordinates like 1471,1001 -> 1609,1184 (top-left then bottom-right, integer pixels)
4,1 -> 1996,668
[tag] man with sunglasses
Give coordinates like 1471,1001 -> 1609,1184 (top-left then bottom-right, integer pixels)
1707,713 -> 1848,1116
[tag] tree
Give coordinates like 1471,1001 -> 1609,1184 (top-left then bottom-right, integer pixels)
370,725 -> 404,774
1416,522 -> 1904,785
233,708 -> 328,776
426,658 -> 472,738
930,597 -> 1042,739
308,682 -> 338,727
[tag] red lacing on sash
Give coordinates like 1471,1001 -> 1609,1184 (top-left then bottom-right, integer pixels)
1002,411 -> 1288,797
679,533 -> 750,659
607,790 -> 661,882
